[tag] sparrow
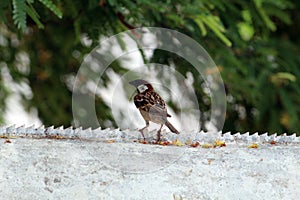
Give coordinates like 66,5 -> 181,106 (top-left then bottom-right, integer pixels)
129,79 -> 179,141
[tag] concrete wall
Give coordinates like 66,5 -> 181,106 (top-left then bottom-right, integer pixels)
0,127 -> 299,199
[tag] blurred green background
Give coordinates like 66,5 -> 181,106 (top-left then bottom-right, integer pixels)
0,0 -> 299,135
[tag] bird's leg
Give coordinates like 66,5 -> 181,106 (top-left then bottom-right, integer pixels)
156,124 -> 163,142
139,121 -> 149,141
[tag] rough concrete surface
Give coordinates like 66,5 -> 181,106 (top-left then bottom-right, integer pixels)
0,131 -> 300,200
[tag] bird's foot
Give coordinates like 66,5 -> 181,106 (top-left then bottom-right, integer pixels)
138,129 -> 146,141
156,130 -> 161,142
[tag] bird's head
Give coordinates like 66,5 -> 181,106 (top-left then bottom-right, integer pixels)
129,79 -> 154,93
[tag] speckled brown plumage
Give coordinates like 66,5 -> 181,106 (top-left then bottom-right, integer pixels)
129,79 -> 179,141
134,91 -> 170,123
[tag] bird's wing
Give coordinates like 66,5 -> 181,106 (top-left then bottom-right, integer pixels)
150,92 -> 172,117
133,93 -> 149,109
134,92 -> 169,122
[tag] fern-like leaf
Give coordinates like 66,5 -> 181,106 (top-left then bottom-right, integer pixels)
38,0 -> 62,18
12,0 -> 27,32
26,5 -> 44,29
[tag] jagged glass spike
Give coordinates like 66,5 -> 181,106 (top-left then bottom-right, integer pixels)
54,126 -> 64,135
223,131 -> 231,136
179,129 -> 187,134
215,130 -> 222,139
84,127 -> 92,132
259,132 -> 269,142
241,132 -> 250,141
99,127 -> 112,139
122,128 -> 130,132
114,129 -> 124,140
294,133 -> 300,143
290,133 -> 296,140
0,125 -> 7,135
284,134 -> 295,143
285,133 -> 297,143
64,126 -> 74,137
74,127 -> 83,137
261,132 -> 268,136
251,132 -> 258,136
103,127 -> 111,132
92,127 -> 102,135
6,125 -> 16,136
269,133 -> 277,142
242,132 -> 249,136
89,127 -> 99,138
16,125 -> 26,135
233,132 -> 241,140
1,124 -> 299,143
192,130 -> 199,137
223,132 -> 234,141
277,133 -> 294,143
276,134 -> 283,142
45,126 -> 55,136
110,128 -> 123,138
25,125 -> 36,135
251,132 -> 259,142
79,127 -> 92,138
36,125 -> 45,136
111,127 -> 120,135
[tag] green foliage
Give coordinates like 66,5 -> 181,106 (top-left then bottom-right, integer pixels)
12,0 -> 27,32
1,0 -> 300,135
6,0 -> 62,32
38,0 -> 62,19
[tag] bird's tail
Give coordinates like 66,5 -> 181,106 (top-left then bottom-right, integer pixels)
165,120 -> 179,134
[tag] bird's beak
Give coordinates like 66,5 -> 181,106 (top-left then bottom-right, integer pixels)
129,79 -> 148,88
129,80 -> 138,87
